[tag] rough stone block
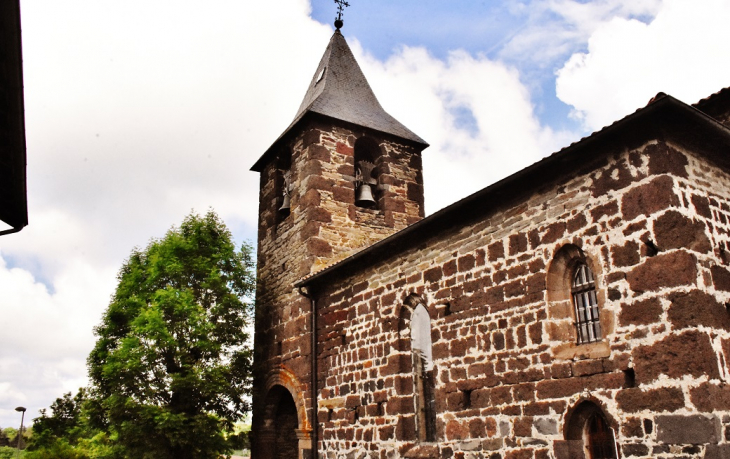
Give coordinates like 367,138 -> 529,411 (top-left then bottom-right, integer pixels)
542,221 -> 567,244
619,297 -> 662,326
536,377 -> 583,400
654,210 -> 711,253
445,420 -> 468,441
667,290 -> 730,331
308,144 -> 331,162
691,194 -> 712,219
690,382 -> 730,412
307,237 -> 333,257
591,201 -> 619,222
622,443 -> 649,457
509,233 -> 528,256
646,142 -> 688,178
506,448 -> 533,459
424,266 -> 443,283
611,240 -> 641,267
712,265 -> 730,292
621,175 -> 679,221
488,241 -> 505,261
626,250 -> 697,293
633,330 -> 720,383
621,417 -> 643,438
615,387 -> 684,413
704,444 -> 730,459
656,414 -> 720,444
534,418 -> 558,435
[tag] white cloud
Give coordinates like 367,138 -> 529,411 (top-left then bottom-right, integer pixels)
15,0 -> 334,269
556,0 -> 730,131
355,43 -> 573,212
500,0 -> 663,67
0,253 -> 116,426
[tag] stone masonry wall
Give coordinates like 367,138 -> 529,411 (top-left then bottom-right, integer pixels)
313,140 -> 730,459
252,116 -> 425,453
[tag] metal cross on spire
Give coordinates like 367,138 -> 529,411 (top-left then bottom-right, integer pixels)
334,0 -> 350,30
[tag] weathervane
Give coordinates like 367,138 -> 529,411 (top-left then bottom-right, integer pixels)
334,0 -> 350,30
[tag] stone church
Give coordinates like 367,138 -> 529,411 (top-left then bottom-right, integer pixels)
250,25 -> 730,459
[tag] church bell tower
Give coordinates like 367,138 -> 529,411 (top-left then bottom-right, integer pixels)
250,20 -> 428,459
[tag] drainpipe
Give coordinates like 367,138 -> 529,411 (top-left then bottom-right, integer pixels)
298,286 -> 318,459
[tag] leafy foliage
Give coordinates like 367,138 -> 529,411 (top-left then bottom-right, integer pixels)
30,390 -> 86,449
87,211 -> 254,459
0,446 -> 24,459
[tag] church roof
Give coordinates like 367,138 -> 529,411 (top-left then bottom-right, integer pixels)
251,30 -> 427,172
296,93 -> 730,289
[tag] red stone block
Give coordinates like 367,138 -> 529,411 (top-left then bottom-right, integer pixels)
536,377 -> 583,399
615,386 -> 684,413
627,250 -> 697,293
653,210 -> 711,253
509,233 -> 528,256
424,266 -> 443,283
619,297 -> 662,326
646,142 -> 688,178
667,289 -> 730,330
621,175 -> 679,221
335,141 -> 354,156
443,259 -> 457,277
633,330 -> 720,384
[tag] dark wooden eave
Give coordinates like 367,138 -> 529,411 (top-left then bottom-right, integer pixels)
0,0 -> 28,235
296,94 -> 730,290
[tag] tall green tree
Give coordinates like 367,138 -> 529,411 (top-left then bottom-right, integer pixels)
87,211 -> 254,459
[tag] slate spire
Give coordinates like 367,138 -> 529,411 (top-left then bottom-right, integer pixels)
252,30 -> 427,171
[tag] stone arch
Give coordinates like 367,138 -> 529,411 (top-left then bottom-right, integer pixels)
256,368 -> 311,459
562,399 -> 618,459
354,135 -> 381,163
546,243 -> 612,359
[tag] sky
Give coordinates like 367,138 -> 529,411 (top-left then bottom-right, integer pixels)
2,0 -> 730,428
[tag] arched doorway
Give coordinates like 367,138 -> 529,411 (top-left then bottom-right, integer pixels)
260,385 -> 300,459
564,401 -> 617,459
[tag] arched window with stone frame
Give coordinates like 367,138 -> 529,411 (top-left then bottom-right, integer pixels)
410,303 -> 436,442
546,244 -> 613,359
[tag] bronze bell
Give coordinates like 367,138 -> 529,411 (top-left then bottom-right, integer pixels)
278,193 -> 291,216
355,183 -> 376,207
278,170 -> 292,217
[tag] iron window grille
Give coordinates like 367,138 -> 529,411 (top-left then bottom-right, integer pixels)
572,263 -> 601,344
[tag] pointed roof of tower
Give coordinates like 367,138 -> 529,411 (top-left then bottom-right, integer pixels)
251,30 -> 427,171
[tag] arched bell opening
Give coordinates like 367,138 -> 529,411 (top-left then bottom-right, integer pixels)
563,400 -> 618,459
275,148 -> 293,222
353,136 -> 381,209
